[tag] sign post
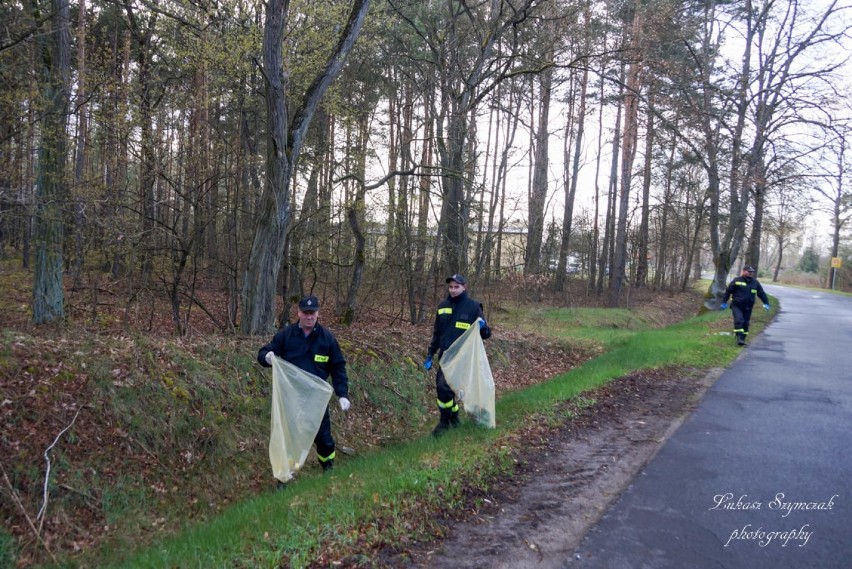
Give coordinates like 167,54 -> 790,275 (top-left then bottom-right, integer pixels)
830,257 -> 842,290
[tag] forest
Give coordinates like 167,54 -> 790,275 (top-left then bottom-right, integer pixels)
1,0 -> 851,336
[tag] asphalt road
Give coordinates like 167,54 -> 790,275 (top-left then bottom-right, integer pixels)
568,285 -> 852,569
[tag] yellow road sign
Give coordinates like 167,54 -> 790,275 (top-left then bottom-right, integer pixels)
830,257 -> 842,268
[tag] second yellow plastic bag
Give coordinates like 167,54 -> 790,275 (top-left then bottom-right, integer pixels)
269,357 -> 333,482
439,318 -> 496,428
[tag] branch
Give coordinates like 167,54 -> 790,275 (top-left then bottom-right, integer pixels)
334,168 -> 419,191
1,465 -> 58,564
37,406 -> 85,533
290,0 -> 372,150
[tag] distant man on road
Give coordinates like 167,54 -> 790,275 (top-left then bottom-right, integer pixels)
721,265 -> 770,346
424,274 -> 492,436
258,295 -> 350,472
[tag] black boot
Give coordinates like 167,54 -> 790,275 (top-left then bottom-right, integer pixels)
449,409 -> 461,428
736,332 -> 746,346
321,459 -> 334,473
432,410 -> 451,437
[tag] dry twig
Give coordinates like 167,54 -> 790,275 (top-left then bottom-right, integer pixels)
37,406 -> 84,534
1,465 -> 58,564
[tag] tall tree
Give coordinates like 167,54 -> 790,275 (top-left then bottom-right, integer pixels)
608,0 -> 643,306
70,0 -> 89,284
525,62 -> 554,275
555,2 -> 593,292
762,166 -> 809,282
390,0 -> 545,277
241,0 -> 371,336
31,0 -> 71,324
741,0 -> 849,272
634,87 -> 654,288
686,0 -> 851,305
121,0 -> 161,280
814,126 -> 851,288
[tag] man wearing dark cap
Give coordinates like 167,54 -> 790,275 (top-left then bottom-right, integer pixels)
424,274 -> 492,436
720,265 -> 770,346
258,295 -> 350,471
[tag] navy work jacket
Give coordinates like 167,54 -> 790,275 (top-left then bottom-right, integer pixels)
258,323 -> 349,398
428,291 -> 492,357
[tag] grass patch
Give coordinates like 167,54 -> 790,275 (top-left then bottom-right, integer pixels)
75,297 -> 776,569
0,527 -> 17,569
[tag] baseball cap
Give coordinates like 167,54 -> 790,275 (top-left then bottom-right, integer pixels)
743,265 -> 755,272
445,274 -> 467,285
298,295 -> 320,311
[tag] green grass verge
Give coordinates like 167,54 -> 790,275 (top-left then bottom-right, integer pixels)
70,298 -> 778,569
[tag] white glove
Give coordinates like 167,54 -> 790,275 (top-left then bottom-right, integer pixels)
339,397 -> 351,412
265,351 -> 275,365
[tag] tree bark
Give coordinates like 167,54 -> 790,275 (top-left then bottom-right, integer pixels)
32,0 -> 71,324
609,0 -> 643,307
525,64 -> 553,276
241,0 -> 371,336
342,114 -> 370,325
635,88 -> 654,288
556,46 -> 589,291
71,0 -> 89,284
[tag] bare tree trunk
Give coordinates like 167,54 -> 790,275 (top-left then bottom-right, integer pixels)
438,96 -> 470,276
413,109 -> 433,323
525,62 -> 553,276
395,84 -> 417,322
556,46 -> 589,291
609,1 -> 643,307
241,0 -> 371,336
773,228 -> 785,282
475,97 -> 495,274
680,195 -> 707,292
122,1 -> 160,281
290,106 -> 332,308
484,82 -> 522,278
589,57 -> 607,292
23,101 -> 35,270
654,134 -> 677,289
342,114 -> 370,325
32,0 -> 71,324
745,157 -> 767,270
597,88 -> 622,296
635,88 -> 654,288
71,0 -> 89,284
703,0 -> 754,305
385,87 -> 399,263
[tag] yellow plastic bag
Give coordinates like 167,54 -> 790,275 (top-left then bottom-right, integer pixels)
439,318 -> 496,428
269,357 -> 333,482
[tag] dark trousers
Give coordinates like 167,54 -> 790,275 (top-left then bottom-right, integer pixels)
435,368 -> 460,423
436,368 -> 456,406
314,407 -> 335,461
732,304 -> 754,335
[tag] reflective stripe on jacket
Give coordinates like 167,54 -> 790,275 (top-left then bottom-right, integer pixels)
428,291 -> 491,357
723,276 -> 769,308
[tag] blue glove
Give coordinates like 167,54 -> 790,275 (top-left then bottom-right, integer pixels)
479,319 -> 486,329
424,356 -> 433,370
763,304 -> 770,311
720,303 -> 728,310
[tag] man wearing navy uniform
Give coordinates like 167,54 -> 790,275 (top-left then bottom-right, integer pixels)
424,274 -> 492,436
258,295 -> 350,471
721,265 -> 770,346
